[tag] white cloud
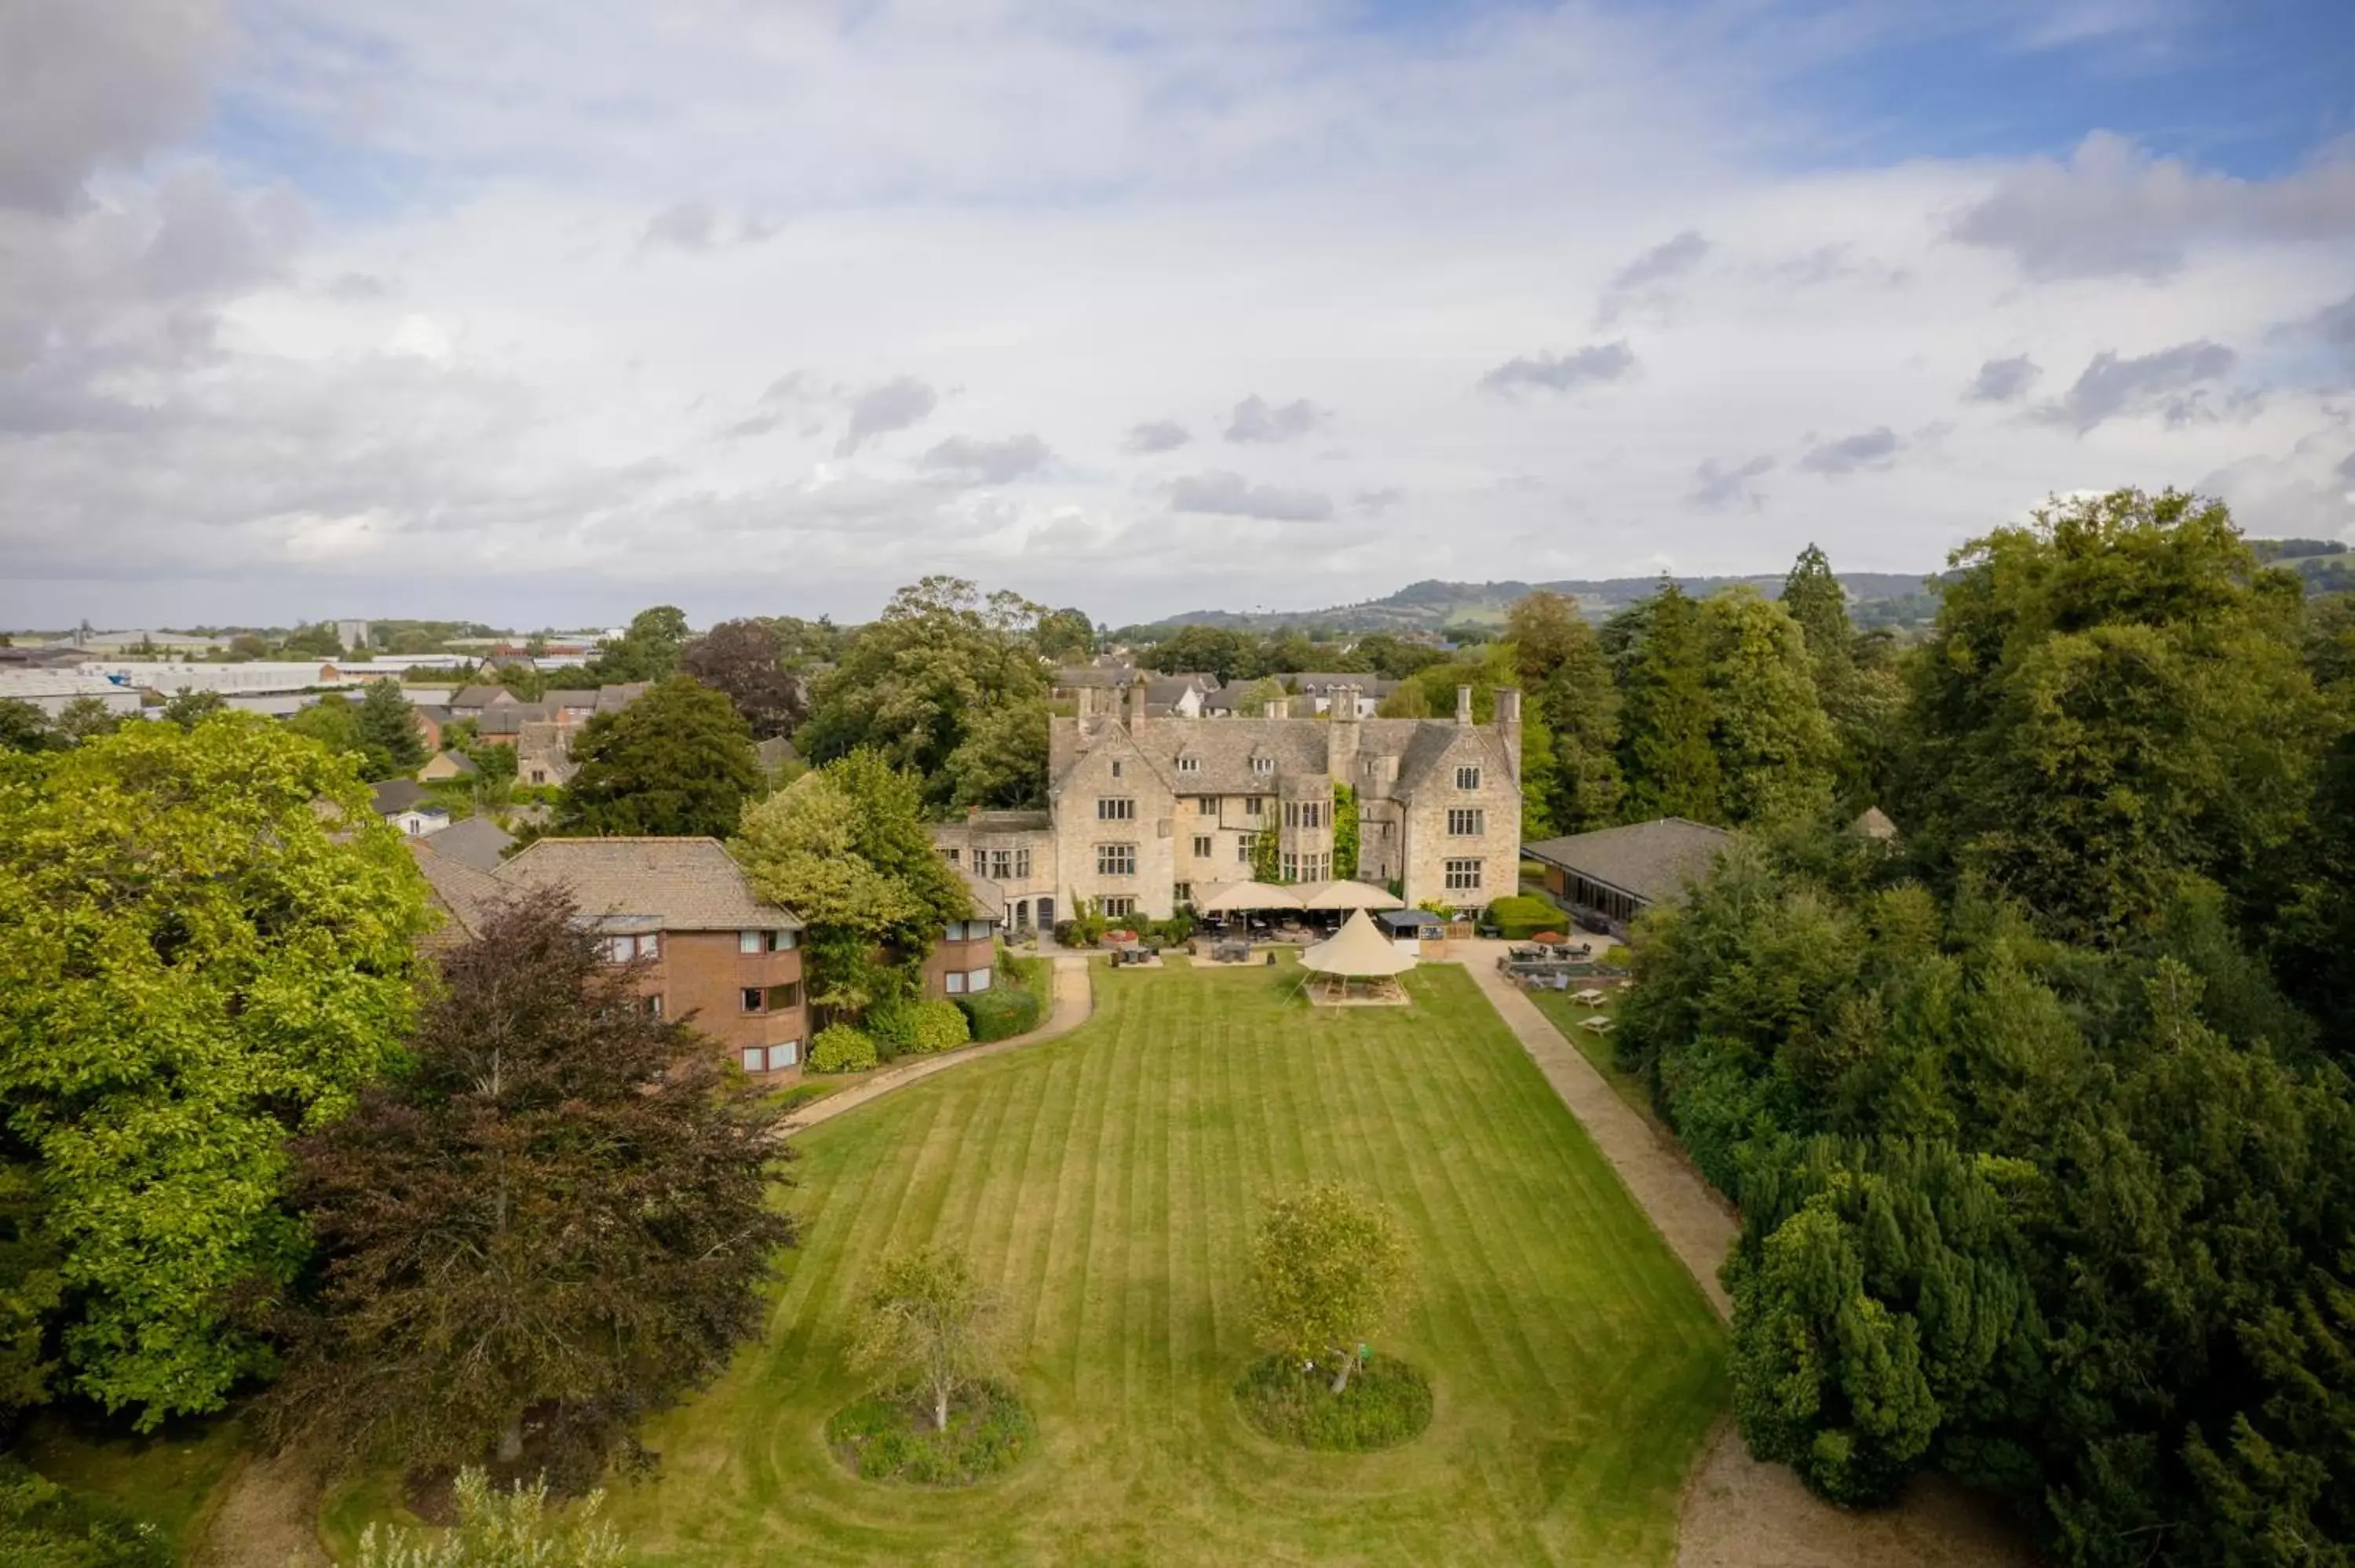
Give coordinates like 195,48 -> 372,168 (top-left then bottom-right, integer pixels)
2,1 -> 2351,628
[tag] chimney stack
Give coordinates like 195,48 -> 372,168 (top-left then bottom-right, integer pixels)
1076,684 -> 1094,719
1269,695 -> 1291,720
1329,684 -> 1361,784
1495,687 -> 1521,726
1126,674 -> 1148,731
1455,684 -> 1473,726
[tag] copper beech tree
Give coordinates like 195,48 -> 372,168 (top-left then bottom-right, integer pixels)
265,890 -> 793,1482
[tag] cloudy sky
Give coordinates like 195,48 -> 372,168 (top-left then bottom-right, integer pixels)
4,0 -> 2353,630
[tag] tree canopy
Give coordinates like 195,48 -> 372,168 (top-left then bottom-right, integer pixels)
554,676 -> 761,839
584,605 -> 690,684
0,715 -> 429,1425
846,1246 -> 1001,1434
266,890 -> 791,1481
680,618 -> 809,740
1247,1183 -> 1411,1395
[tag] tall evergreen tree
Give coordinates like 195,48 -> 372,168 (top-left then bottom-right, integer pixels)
1619,582 -> 1721,822
356,679 -> 427,776
1700,590 -> 1837,826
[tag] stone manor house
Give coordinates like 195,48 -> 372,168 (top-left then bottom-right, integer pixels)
931,677 -> 1524,928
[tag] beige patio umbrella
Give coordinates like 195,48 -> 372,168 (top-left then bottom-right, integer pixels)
1193,879 -> 1305,913
1295,879 -> 1406,912
1298,908 -> 1417,1001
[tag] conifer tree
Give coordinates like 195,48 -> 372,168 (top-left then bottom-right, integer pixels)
1619,582 -> 1721,822
356,678 -> 428,776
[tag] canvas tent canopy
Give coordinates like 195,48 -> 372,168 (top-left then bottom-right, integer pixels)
1295,879 -> 1405,911
1299,910 -> 1417,978
1193,879 -> 1303,913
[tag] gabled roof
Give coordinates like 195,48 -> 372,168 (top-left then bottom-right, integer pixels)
408,837 -> 508,943
1849,806 -> 1900,841
496,837 -> 801,931
1523,818 -> 1734,906
427,749 -> 480,776
544,688 -> 599,709
370,779 -> 429,815
424,815 -> 515,872
593,683 -> 648,713
958,866 -> 1008,921
476,703 -> 552,735
450,684 -> 513,709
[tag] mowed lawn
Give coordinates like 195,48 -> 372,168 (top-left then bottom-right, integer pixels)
604,958 -> 1728,1566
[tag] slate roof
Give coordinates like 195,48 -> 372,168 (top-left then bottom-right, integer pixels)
1523,818 -> 1734,906
1054,665 -> 1143,688
1283,673 -> 1398,697
476,703 -> 552,735
496,837 -> 801,931
950,808 -> 1052,833
594,683 -> 649,713
423,815 -> 516,872
450,684 -> 513,709
426,749 -> 480,777
407,837 -> 508,943
370,779 -> 429,815
544,688 -> 599,711
1051,712 -> 1509,800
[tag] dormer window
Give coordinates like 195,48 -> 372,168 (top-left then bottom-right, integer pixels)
1252,755 -> 1274,775
1178,756 -> 1200,774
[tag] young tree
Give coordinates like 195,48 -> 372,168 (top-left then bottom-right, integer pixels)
1234,676 -> 1285,717
0,717 -> 427,1424
554,676 -> 761,838
1619,582 -> 1721,822
358,1468 -> 622,1568
287,691 -> 367,764
1248,1183 -> 1411,1394
680,618 -> 806,740
356,678 -> 428,776
266,891 -> 792,1476
846,1246 -> 1000,1433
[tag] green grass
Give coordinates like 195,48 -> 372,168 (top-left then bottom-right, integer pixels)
13,1409 -> 246,1555
601,958 -> 1726,1565
1524,987 -> 1667,1142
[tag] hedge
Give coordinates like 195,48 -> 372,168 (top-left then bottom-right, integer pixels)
810,1023 -> 878,1074
868,997 -> 970,1058
1487,894 -> 1564,940
959,980 -> 1045,1042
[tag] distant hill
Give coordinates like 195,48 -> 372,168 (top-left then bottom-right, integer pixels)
1130,570 -> 1944,636
1126,538 -> 2346,637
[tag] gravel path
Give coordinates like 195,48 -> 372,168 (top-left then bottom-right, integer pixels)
780,955 -> 1093,1135
1458,943 -> 2038,1567
191,1453 -> 329,1568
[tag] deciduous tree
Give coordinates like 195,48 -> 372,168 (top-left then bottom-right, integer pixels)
266,891 -> 791,1478
584,605 -> 689,684
0,717 -> 427,1424
554,676 -> 760,839
680,618 -> 806,740
1247,1183 -> 1411,1394
846,1246 -> 1000,1433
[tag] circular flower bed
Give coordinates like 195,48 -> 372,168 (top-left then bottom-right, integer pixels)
1233,1353 -> 1433,1452
827,1383 -> 1034,1486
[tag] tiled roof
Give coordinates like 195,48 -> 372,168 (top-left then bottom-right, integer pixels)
958,867 -> 1008,921
450,685 -> 513,709
476,703 -> 551,735
544,688 -> 599,709
593,683 -> 648,713
1523,818 -> 1734,906
496,837 -> 800,931
424,815 -> 515,872
1050,712 -> 1509,800
408,837 -> 508,943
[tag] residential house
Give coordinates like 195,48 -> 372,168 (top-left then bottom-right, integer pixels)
393,804 -> 452,837
1284,673 -> 1398,717
514,721 -> 576,786
929,675 -> 1524,924
495,837 -> 811,1074
410,702 -> 455,752
1522,817 -> 1734,936
371,779 -> 430,818
446,685 -> 515,720
416,749 -> 479,782
922,869 -> 1005,1000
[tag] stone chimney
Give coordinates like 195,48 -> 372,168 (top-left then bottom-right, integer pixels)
1125,674 -> 1148,731
1269,695 -> 1291,720
1075,684 -> 1094,719
1495,686 -> 1524,777
1455,684 -> 1473,726
1329,684 -> 1361,785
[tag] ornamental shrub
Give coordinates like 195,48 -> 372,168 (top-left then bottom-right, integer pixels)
1487,895 -> 1560,939
959,984 -> 1043,1043
871,998 -> 969,1057
810,1024 -> 878,1074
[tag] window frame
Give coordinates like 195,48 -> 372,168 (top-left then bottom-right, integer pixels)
1444,857 -> 1484,892
1455,764 -> 1481,790
1097,842 -> 1137,877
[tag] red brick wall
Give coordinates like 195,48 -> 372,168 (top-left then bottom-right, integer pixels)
632,930 -> 809,1067
922,936 -> 997,997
